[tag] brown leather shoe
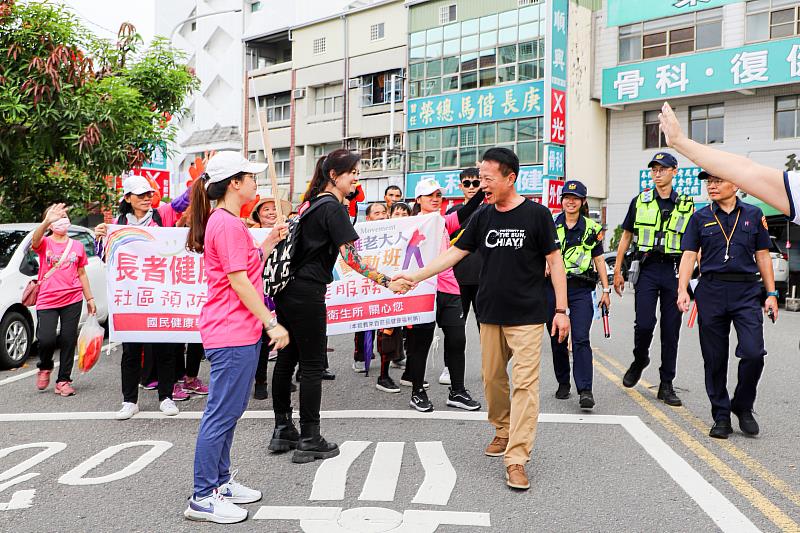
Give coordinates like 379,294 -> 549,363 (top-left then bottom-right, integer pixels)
506,464 -> 530,490
484,436 -> 509,457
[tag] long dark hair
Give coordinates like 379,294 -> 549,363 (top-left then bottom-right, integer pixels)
185,172 -> 246,253
304,148 -> 361,201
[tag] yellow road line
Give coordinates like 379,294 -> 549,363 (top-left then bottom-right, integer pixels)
593,357 -> 800,532
594,347 -> 800,510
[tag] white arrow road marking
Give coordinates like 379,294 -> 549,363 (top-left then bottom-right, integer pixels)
358,442 -> 404,502
412,442 -> 456,506
310,441 -> 371,501
252,506 -> 490,533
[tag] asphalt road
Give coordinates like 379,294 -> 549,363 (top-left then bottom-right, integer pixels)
1,291 -> 799,532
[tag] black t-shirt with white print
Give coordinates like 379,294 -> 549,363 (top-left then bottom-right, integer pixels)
455,199 -> 560,325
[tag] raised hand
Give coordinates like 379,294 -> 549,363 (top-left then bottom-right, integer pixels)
45,203 -> 67,224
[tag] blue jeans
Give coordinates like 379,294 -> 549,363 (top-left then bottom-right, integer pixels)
193,341 -> 260,498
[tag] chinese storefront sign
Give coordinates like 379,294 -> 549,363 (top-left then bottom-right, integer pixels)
406,81 -> 544,130
405,165 -> 545,198
603,39 -> 800,106
548,88 -> 566,145
638,167 -> 703,197
140,168 -> 170,198
542,178 -> 566,215
544,145 -> 565,178
607,0 -> 743,27
325,213 -> 443,335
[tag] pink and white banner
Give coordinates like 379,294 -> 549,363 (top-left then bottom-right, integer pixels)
104,214 -> 443,342
325,213 -> 444,336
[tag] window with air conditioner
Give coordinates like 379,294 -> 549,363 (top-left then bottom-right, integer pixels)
439,4 -> 457,25
370,23 -> 385,41
313,37 -> 326,55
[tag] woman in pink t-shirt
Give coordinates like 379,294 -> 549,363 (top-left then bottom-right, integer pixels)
182,151 -> 289,525
401,177 -> 484,413
32,204 -> 95,397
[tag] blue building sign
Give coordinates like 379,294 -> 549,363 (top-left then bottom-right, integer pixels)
607,0 -> 743,27
407,81 -> 545,131
603,39 -> 800,106
639,166 -> 703,197
406,165 -> 544,199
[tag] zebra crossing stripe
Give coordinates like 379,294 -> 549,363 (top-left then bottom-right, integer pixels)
310,441 -> 371,501
412,442 -> 456,506
358,442 -> 404,502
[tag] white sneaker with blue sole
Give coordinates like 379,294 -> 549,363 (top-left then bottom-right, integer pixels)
184,490 -> 247,524
218,470 -> 262,504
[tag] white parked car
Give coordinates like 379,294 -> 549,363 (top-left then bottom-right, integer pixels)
0,224 -> 108,368
769,236 -> 789,299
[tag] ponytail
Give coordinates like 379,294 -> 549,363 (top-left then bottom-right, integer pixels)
185,172 -> 244,253
304,148 -> 361,202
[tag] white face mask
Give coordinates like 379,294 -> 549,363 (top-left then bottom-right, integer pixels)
50,218 -> 70,236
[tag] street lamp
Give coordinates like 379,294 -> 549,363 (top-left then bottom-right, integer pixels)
169,8 -> 242,41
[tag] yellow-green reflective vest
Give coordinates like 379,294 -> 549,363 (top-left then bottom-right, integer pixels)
632,190 -> 694,254
556,216 -> 602,275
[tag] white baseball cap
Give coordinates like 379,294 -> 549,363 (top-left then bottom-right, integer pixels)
414,177 -> 444,198
122,175 -> 156,196
205,151 -> 267,186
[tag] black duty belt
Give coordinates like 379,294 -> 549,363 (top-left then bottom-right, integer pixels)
703,272 -> 761,282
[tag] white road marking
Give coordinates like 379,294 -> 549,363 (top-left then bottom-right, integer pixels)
0,489 -> 35,511
0,342 -> 119,387
253,506 -> 342,520
358,441 -> 404,502
412,442 -> 456,506
0,442 -> 66,482
0,410 -> 764,532
58,440 -> 172,486
310,441 -> 371,501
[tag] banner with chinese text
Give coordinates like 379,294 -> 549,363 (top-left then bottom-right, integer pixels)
405,165 -> 544,198
325,213 -> 444,336
607,0 -> 742,27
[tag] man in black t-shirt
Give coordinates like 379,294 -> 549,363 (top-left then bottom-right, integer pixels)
394,148 -> 570,491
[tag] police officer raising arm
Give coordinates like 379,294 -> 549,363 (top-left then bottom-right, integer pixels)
613,152 -> 694,406
676,171 -> 778,440
659,102 -> 797,220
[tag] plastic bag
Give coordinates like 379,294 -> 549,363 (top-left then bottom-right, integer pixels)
77,315 -> 104,373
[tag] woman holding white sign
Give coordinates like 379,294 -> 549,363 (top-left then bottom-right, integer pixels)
269,149 -> 411,465
183,151 -> 289,524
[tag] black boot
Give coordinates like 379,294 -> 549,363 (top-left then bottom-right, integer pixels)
269,412 -> 300,453
292,423 -> 340,464
622,358 -> 649,388
657,381 -> 682,406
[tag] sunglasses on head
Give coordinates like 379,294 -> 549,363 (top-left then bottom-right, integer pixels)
462,180 -> 480,188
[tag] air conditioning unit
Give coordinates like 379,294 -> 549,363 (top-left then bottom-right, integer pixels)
293,88 -> 306,99
348,78 -> 360,89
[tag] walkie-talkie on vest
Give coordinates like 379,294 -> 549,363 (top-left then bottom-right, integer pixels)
601,303 -> 610,338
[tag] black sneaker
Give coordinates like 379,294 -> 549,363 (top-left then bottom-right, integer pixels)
447,388 -> 481,411
376,376 -> 400,393
322,368 -> 336,380
410,389 -> 434,412
709,418 -> 733,439
253,382 -> 268,400
555,383 -> 570,400
578,390 -> 595,410
622,359 -> 649,388
732,409 -> 759,436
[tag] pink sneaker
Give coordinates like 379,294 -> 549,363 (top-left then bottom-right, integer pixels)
182,377 -> 209,395
54,381 -> 75,397
36,370 -> 51,391
172,383 -> 190,401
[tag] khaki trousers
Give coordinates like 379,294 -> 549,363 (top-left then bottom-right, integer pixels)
479,323 -> 544,467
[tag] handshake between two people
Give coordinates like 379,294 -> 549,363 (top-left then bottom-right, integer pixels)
388,272 -> 419,295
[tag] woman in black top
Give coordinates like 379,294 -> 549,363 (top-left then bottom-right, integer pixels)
269,149 -> 411,464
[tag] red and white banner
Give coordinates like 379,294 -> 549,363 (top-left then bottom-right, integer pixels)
104,215 -> 443,342
542,179 -> 565,215
325,212 -> 444,336
548,88 -> 566,145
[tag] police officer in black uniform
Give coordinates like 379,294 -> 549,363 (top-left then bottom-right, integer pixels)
677,171 -> 778,439
614,152 -> 694,406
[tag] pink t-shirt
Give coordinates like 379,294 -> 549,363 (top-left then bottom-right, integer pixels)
436,212 -> 461,295
199,209 -> 264,349
33,237 -> 88,310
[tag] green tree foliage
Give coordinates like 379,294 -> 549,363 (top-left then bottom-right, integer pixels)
0,0 -> 198,222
